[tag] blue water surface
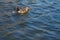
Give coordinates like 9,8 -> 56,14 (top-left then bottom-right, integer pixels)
0,0 -> 60,40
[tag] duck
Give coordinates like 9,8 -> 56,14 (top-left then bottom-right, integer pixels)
14,6 -> 30,15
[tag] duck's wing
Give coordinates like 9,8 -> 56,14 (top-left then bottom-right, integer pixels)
16,7 -> 20,11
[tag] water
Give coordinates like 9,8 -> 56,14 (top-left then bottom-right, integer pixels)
0,0 -> 60,40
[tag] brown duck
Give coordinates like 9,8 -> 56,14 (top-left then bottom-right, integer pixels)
15,6 -> 30,15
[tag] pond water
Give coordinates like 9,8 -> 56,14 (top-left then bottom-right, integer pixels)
0,0 -> 60,40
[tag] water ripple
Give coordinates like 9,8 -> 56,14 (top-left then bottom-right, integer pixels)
0,0 -> 60,40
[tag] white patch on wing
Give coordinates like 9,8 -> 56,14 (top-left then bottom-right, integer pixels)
18,11 -> 21,13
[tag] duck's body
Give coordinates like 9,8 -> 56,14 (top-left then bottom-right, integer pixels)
16,7 -> 30,15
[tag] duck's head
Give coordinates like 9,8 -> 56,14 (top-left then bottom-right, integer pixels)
25,7 -> 30,11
